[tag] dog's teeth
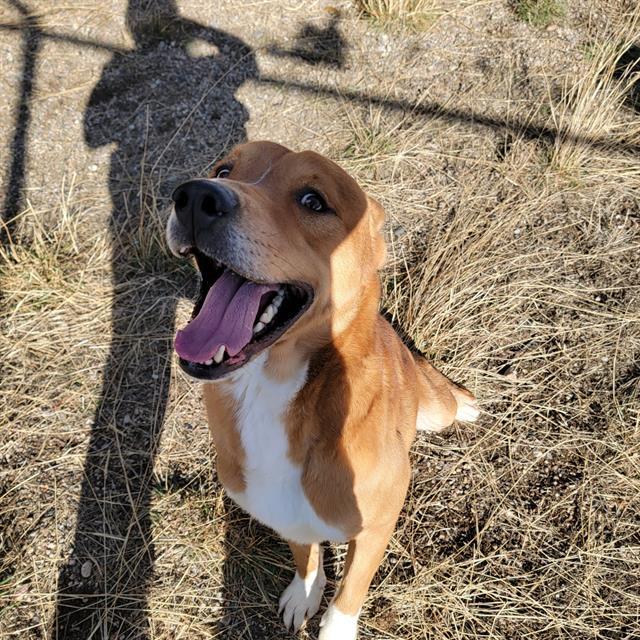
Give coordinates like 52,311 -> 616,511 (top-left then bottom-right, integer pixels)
253,321 -> 265,334
204,359 -> 213,365
260,304 -> 275,324
213,345 -> 225,364
273,294 -> 283,307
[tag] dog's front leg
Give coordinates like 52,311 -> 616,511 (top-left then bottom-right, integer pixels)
319,524 -> 395,640
279,541 -> 326,632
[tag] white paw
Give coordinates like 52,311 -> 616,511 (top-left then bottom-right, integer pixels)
278,565 -> 326,632
318,604 -> 359,640
455,397 -> 480,423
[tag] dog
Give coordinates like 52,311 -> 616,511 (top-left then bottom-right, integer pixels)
166,141 -> 478,639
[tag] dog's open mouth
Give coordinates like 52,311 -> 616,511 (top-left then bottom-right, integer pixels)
175,251 -> 313,380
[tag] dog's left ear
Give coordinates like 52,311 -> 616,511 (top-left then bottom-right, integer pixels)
367,196 -> 387,269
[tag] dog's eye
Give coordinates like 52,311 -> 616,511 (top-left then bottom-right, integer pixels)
215,166 -> 231,179
299,190 -> 328,213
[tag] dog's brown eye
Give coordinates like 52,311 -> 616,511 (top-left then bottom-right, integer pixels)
215,166 -> 231,179
299,190 -> 328,213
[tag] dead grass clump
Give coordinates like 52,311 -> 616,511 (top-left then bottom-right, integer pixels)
354,0 -> 439,29
0,188 -> 111,638
512,0 -> 566,28
545,32 -> 640,183
0,179 -> 191,638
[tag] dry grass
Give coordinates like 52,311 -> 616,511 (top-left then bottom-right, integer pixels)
547,25 -> 640,180
512,0 -> 566,28
1,1 -> 640,639
354,0 -> 439,28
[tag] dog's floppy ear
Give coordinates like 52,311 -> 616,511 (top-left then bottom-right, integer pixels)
367,196 -> 387,269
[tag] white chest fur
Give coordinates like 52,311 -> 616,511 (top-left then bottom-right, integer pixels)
220,353 -> 346,545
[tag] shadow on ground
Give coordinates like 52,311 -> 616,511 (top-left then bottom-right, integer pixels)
51,1 -> 257,638
1,1 -> 41,245
2,3 -> 352,637
613,42 -> 640,112
267,12 -> 348,69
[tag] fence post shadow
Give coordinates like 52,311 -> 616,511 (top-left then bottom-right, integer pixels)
1,0 -> 41,245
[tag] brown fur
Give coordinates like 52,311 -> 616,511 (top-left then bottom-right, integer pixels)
289,541 -> 321,579
202,385 -> 245,493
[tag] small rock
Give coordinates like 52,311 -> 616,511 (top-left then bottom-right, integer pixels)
81,560 -> 92,578
15,584 -> 29,600
88,164 -> 98,172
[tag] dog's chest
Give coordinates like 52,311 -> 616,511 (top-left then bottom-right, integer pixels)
222,355 -> 345,544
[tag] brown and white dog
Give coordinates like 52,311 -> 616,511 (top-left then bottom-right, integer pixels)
166,141 -> 478,639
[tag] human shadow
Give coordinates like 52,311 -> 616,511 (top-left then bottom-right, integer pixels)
1,0 -> 41,244
267,13 -> 347,69
52,2 -> 257,638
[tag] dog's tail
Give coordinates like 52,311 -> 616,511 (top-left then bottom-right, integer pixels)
413,356 -> 479,432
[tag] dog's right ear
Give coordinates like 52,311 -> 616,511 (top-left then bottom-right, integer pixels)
367,196 -> 387,269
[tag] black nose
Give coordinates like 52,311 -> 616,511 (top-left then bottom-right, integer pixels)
171,179 -> 239,229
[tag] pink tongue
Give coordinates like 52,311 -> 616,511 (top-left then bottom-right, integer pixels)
175,270 -> 277,364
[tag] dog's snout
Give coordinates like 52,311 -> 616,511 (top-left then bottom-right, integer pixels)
171,179 -> 239,229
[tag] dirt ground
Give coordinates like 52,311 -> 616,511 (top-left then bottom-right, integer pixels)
0,1 -> 639,639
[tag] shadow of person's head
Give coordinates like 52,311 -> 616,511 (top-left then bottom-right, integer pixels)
126,0 -> 180,46
85,0 -> 258,211
267,13 -> 348,69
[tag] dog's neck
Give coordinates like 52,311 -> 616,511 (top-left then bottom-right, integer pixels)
332,276 -> 380,357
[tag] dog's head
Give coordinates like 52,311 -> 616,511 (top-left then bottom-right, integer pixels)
166,140 -> 386,380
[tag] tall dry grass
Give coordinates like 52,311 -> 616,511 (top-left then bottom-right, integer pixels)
354,0 -> 439,27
